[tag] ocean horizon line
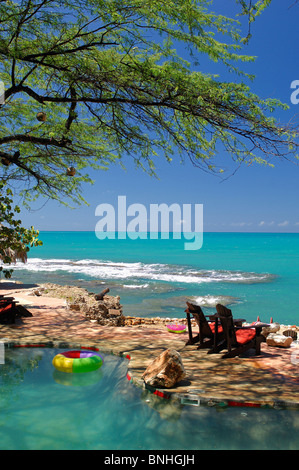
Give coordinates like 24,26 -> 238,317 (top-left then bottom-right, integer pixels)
35,230 -> 299,235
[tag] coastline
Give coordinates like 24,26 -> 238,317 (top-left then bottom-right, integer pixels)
1,280 -> 299,409
0,280 -> 195,328
8,231 -> 299,327
2,279 -> 297,333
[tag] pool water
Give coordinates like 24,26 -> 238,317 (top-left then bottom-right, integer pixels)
0,348 -> 298,450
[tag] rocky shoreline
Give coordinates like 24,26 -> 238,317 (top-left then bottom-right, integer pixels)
27,282 -> 195,327
32,283 -> 124,326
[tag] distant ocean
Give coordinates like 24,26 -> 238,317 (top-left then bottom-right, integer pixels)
8,231 -> 299,326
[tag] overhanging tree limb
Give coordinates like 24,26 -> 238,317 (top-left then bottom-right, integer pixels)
0,0 -> 297,206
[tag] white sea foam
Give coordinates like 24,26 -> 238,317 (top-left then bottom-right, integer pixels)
193,295 -> 239,308
10,258 -> 276,285
123,284 -> 150,289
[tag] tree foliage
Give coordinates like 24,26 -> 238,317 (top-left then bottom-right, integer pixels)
0,0 -> 297,208
0,181 -> 42,277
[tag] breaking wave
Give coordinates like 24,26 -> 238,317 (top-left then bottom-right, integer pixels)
10,258 -> 276,286
191,295 -> 240,308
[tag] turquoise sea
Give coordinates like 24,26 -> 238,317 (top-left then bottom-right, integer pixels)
9,231 -> 299,326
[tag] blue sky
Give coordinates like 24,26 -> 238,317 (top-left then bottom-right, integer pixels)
19,1 -> 299,233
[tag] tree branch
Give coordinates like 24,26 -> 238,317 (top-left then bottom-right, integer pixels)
0,134 -> 72,148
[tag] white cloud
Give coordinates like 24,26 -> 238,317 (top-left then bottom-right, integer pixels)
278,220 -> 289,227
230,222 -> 252,227
259,220 -> 283,227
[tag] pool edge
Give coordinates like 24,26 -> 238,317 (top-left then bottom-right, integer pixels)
4,339 -> 299,411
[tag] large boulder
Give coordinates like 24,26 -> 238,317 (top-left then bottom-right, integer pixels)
142,349 -> 186,389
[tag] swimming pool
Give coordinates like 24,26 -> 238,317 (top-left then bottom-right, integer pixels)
0,347 -> 298,450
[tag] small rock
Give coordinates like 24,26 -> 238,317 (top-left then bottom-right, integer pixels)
69,304 -> 80,311
261,323 -> 280,338
33,290 -> 42,296
266,333 -> 293,348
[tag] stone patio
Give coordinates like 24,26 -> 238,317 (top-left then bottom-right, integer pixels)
1,282 -> 298,409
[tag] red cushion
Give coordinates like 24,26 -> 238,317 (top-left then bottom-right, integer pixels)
236,328 -> 256,345
209,322 -> 223,334
0,303 -> 13,314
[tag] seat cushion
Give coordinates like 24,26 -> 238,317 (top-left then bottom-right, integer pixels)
209,322 -> 223,334
0,303 -> 13,314
236,328 -> 256,345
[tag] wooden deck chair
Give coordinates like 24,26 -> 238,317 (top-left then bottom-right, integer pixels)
0,297 -> 30,319
0,295 -> 15,302
214,304 -> 264,359
0,297 -> 18,308
185,301 -> 224,349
